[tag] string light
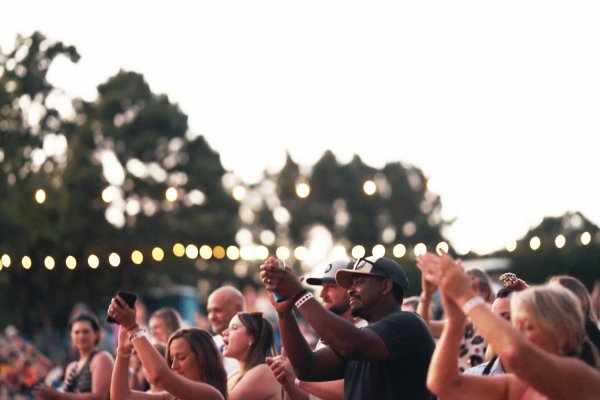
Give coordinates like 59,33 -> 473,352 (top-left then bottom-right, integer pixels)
555,235 -> 566,249
351,245 -> 366,259
131,250 -> 143,265
185,245 -> 199,259
255,245 -> 269,260
363,180 -> 377,196
581,232 -> 591,245
530,236 -> 541,251
232,186 -> 246,201
372,244 -> 386,258
88,254 -> 100,269
436,242 -> 449,255
213,245 -> 226,259
414,243 -> 427,257
44,256 -> 55,270
109,253 -> 121,267
1,254 -> 11,268
35,189 -> 46,204
199,245 -> 212,260
240,246 -> 254,261
172,243 -> 185,257
152,247 -> 165,262
393,244 -> 406,258
165,187 -> 178,202
295,183 -> 311,199
1,232 -> 597,274
22,256 -> 32,270
226,246 -> 240,260
66,256 -> 77,270
506,241 -> 517,252
294,246 -> 309,261
275,246 -> 290,261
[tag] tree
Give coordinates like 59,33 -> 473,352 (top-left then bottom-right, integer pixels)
493,212 -> 600,287
0,33 -> 240,332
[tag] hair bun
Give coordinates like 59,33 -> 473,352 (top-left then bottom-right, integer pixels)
499,273 -> 528,290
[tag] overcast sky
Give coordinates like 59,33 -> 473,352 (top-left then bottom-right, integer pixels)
3,0 -> 600,255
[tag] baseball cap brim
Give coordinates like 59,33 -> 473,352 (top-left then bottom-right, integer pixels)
305,277 -> 336,286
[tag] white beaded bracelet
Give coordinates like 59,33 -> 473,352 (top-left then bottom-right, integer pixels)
129,329 -> 148,342
461,296 -> 485,315
294,292 -> 314,309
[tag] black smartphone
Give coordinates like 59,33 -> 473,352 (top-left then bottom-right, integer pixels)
106,291 -> 137,324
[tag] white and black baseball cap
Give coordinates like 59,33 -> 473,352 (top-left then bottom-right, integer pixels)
305,260 -> 354,286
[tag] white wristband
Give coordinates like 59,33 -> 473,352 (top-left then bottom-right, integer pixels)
294,377 -> 301,388
129,329 -> 148,342
294,292 -> 314,309
461,296 -> 485,315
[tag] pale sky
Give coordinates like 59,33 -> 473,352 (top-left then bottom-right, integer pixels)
3,0 -> 600,255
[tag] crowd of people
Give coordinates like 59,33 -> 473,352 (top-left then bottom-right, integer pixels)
2,253 -> 600,399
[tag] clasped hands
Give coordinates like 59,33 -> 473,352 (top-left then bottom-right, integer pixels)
416,251 -> 478,313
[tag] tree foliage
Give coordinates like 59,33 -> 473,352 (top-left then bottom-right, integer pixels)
0,33 -> 239,332
491,212 -> 600,288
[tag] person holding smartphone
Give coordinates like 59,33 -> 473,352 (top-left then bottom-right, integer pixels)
108,294 -> 227,400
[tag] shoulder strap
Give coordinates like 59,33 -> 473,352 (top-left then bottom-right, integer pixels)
62,364 -> 80,392
482,356 -> 497,375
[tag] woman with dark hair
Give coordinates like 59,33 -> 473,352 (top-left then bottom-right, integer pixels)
33,313 -> 114,400
108,297 -> 227,400
222,312 -> 281,400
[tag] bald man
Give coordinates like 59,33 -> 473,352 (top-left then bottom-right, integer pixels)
207,286 -> 246,375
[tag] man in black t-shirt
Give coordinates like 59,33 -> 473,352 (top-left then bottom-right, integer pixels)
261,256 -> 435,400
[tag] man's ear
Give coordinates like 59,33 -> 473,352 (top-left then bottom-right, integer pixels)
381,279 -> 394,296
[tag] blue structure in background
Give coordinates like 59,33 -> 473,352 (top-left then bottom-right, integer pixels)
144,285 -> 199,325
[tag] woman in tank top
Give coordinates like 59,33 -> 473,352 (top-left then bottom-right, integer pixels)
222,312 -> 282,400
33,313 -> 114,399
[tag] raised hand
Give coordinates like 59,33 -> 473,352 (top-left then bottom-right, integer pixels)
108,295 -> 137,329
417,253 -> 439,297
260,257 -> 305,310
266,352 -> 296,386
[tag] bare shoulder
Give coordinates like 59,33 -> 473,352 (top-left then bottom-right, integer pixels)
91,350 -> 115,367
246,363 -> 274,379
242,364 -> 280,386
